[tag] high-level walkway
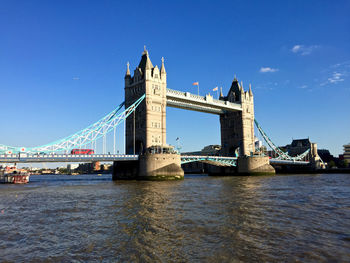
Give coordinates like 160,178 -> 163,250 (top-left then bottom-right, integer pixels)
166,88 -> 242,114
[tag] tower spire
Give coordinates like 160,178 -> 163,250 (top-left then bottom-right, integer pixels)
161,57 -> 166,74
125,62 -> 130,76
138,47 -> 153,72
249,84 -> 253,96
142,45 -> 147,55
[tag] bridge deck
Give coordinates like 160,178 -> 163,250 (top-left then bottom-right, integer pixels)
0,153 -> 309,166
0,154 -> 139,163
166,89 -> 242,114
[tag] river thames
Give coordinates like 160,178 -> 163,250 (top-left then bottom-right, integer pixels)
0,173 -> 349,262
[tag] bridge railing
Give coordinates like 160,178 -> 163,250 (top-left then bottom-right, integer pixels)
0,153 -> 139,159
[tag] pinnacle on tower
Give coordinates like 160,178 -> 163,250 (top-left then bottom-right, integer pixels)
142,45 -> 147,55
161,57 -> 166,74
220,87 -> 224,98
249,84 -> 253,96
125,61 -> 131,78
239,81 -> 244,93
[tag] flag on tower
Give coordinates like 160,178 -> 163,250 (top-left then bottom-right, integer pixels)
213,87 -> 218,91
192,82 -> 199,86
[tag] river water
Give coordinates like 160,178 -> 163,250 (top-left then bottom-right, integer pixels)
0,173 -> 349,262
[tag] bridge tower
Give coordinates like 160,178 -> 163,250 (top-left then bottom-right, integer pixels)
220,78 -> 255,156
117,48 -> 184,180
124,48 -> 167,154
219,78 -> 274,175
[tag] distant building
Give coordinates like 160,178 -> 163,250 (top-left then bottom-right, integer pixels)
183,145 -> 221,156
182,145 -> 221,173
200,145 -> 221,155
67,164 -> 79,171
317,149 -> 334,163
343,143 -> 350,163
254,137 -> 262,150
92,161 -> 101,171
285,138 -> 311,156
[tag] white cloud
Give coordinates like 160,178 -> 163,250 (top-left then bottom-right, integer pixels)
328,72 -> 344,83
259,67 -> 278,73
291,45 -> 302,53
320,72 -> 345,86
291,44 -> 319,55
72,77 -> 80,80
299,85 -> 308,89
330,60 -> 350,69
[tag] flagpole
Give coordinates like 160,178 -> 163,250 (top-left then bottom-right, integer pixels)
213,86 -> 219,99
192,82 -> 199,95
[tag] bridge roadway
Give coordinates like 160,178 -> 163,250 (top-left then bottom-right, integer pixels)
0,154 -> 139,163
0,153 -> 309,166
166,88 -> 242,114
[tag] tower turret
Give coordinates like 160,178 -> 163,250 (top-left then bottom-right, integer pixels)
219,87 -> 224,99
160,57 -> 166,82
124,62 -> 131,86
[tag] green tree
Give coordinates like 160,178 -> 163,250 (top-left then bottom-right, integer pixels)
339,160 -> 349,168
58,168 -> 68,174
328,160 -> 336,168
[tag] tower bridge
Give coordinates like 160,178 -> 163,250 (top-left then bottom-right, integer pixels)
0,48 -> 322,179
124,48 -> 255,158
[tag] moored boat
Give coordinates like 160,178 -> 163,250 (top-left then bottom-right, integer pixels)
0,170 -> 30,184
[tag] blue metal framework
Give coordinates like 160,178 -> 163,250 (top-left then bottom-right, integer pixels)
0,95 -> 145,154
254,119 -> 310,161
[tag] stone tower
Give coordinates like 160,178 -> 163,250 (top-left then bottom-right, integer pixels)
124,48 -> 167,154
220,78 -> 255,156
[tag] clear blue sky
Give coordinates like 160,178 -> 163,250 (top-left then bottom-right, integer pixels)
1,0 -> 349,156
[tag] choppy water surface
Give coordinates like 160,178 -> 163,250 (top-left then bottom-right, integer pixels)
0,173 -> 349,262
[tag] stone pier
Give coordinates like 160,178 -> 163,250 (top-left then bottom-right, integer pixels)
138,152 -> 184,180
112,152 -> 184,180
237,156 -> 275,175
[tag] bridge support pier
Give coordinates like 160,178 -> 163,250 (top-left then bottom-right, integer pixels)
237,156 -> 275,175
112,153 -> 184,180
112,160 -> 139,179
139,153 -> 184,180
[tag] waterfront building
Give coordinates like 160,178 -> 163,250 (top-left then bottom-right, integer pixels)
182,145 -> 221,156
182,145 -> 222,173
67,164 -> 79,171
343,143 -> 350,162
